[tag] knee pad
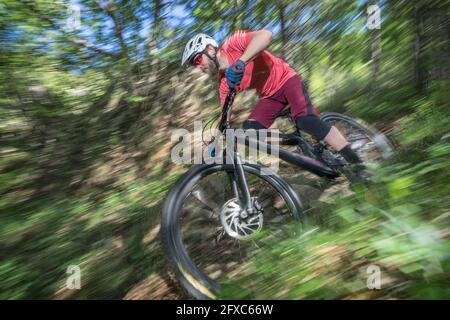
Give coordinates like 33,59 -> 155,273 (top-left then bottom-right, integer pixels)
295,115 -> 331,141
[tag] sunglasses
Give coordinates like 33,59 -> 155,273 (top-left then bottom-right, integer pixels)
191,53 -> 203,66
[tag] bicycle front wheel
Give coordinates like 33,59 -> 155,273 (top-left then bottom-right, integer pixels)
161,162 -> 303,299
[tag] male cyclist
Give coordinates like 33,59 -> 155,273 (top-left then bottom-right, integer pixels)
181,30 -> 363,168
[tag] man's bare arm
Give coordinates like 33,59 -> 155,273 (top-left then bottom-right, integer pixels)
240,29 -> 272,63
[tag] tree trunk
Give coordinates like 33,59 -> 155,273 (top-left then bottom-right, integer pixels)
413,0 -> 425,93
414,0 -> 450,91
278,1 -> 287,60
148,0 -> 162,72
147,0 -> 164,85
366,0 -> 381,96
101,0 -> 129,60
231,0 -> 241,31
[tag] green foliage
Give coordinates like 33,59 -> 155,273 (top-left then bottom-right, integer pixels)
220,136 -> 450,299
1,0 -> 449,299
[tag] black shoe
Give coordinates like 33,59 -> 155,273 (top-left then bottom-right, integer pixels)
345,163 -> 371,184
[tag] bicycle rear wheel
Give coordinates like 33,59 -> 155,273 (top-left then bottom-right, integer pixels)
161,162 -> 302,299
319,112 -> 394,165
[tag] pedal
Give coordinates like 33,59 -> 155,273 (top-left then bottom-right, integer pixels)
320,149 -> 347,167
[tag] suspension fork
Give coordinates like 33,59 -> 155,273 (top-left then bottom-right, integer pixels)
226,136 -> 254,216
227,172 -> 239,199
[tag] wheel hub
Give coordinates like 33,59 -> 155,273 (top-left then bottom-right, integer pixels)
219,198 -> 263,240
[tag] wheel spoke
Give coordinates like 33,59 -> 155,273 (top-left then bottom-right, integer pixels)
321,116 -> 392,165
170,168 -> 299,297
191,187 -> 221,213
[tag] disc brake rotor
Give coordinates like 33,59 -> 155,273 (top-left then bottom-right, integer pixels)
220,198 -> 263,240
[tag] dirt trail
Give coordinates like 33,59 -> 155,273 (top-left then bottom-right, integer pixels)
121,94 -> 395,299
122,169 -> 352,300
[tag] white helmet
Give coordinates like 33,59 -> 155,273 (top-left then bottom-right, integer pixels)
181,33 -> 218,67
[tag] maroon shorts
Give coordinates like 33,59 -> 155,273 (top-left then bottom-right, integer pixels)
248,75 -> 319,128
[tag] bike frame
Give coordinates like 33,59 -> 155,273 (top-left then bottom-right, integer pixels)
219,90 -> 340,214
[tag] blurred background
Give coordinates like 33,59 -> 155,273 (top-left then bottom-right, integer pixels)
0,0 -> 449,299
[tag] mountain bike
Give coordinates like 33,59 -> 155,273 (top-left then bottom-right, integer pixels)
161,89 -> 394,299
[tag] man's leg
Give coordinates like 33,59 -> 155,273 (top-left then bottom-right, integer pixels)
245,96 -> 286,130
239,96 -> 286,157
242,119 -> 266,130
323,127 -> 362,163
283,75 -> 362,164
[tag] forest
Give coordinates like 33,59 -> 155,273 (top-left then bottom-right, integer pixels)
0,0 -> 449,299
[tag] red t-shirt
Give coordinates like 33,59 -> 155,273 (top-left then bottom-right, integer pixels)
219,30 -> 297,105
